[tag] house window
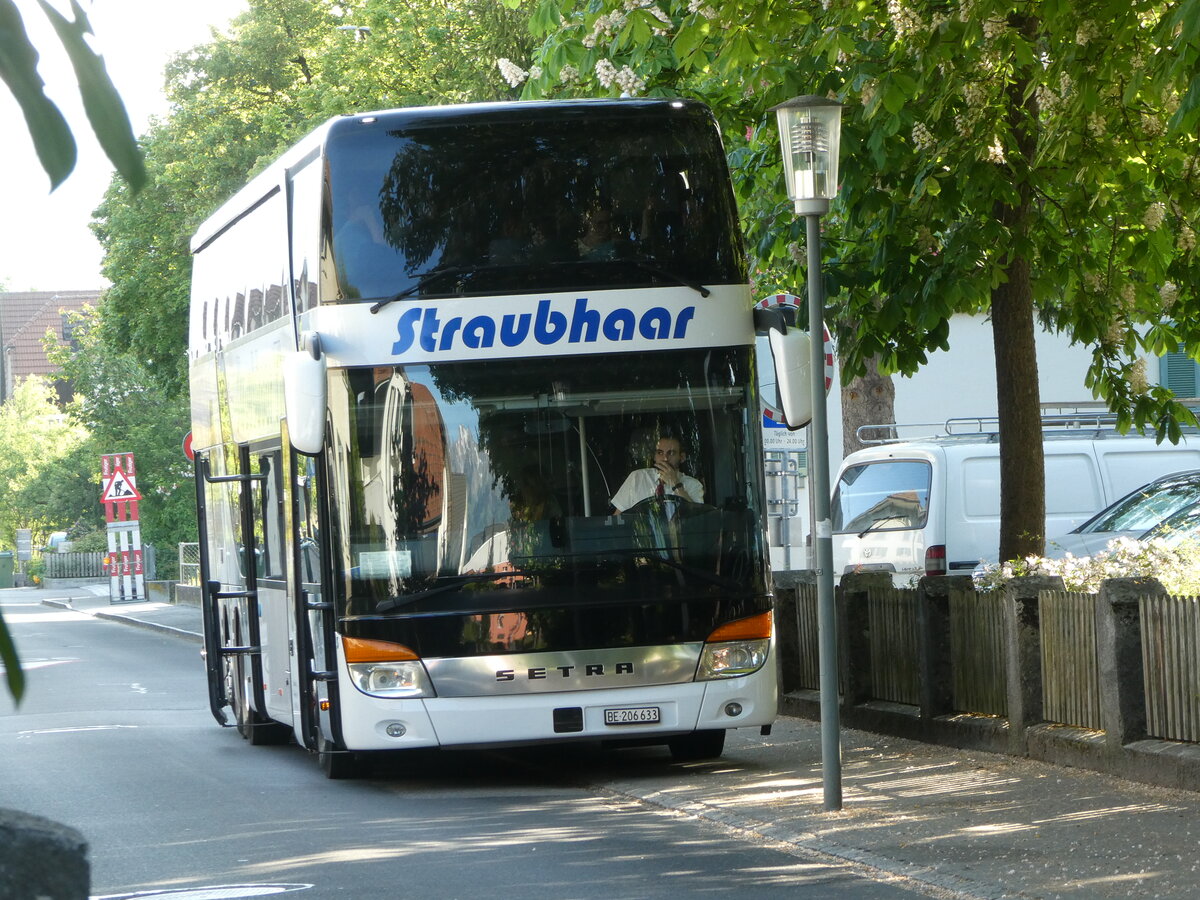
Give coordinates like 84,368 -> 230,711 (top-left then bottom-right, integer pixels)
60,313 -> 80,352
1160,347 -> 1199,398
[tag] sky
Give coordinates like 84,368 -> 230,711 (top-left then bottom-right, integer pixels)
0,0 -> 247,292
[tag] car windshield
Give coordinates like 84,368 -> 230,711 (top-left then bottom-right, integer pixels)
1080,473 -> 1200,533
832,460 -> 932,535
1142,500 -> 1200,545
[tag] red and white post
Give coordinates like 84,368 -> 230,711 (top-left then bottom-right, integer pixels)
100,452 -> 145,603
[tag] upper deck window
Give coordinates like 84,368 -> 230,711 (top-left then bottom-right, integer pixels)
324,105 -> 746,302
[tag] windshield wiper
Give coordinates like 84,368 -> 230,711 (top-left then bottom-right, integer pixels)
858,518 -> 891,539
369,265 -> 473,314
374,571 -> 529,612
625,257 -> 711,297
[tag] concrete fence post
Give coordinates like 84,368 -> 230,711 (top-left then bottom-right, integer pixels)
1095,577 -> 1161,751
838,572 -> 894,709
1004,575 -> 1066,755
918,575 -> 972,721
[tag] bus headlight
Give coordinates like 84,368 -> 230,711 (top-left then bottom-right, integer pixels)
347,660 -> 433,698
698,639 -> 770,680
343,636 -> 434,698
696,611 -> 772,680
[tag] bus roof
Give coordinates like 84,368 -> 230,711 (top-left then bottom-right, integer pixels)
189,98 -> 717,254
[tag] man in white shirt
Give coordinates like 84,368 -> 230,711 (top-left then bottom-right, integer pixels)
610,436 -> 704,513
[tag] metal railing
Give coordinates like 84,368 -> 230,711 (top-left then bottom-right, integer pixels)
178,543 -> 201,586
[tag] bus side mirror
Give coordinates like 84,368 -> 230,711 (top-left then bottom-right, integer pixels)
768,327 -> 814,430
283,332 -> 327,454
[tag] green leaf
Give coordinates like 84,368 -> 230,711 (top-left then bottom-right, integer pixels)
0,605 -> 23,704
0,0 -> 76,188
37,0 -> 144,190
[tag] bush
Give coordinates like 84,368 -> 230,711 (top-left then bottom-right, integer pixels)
975,537 -> 1200,595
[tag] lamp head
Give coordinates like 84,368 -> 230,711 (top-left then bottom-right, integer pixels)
770,95 -> 843,214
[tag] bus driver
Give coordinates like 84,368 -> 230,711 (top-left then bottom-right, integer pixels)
610,435 -> 704,513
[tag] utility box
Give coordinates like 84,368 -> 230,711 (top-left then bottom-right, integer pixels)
0,551 -> 14,588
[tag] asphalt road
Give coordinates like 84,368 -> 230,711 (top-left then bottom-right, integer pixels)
1,594 -> 932,900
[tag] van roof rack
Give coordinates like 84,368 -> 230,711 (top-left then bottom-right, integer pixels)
855,401 -> 1200,445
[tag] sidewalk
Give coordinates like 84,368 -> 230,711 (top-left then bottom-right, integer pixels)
26,585 -> 1200,899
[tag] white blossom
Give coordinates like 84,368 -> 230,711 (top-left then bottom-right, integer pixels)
982,17 -> 1007,40
496,58 -> 528,88
614,64 -> 646,96
975,536 -> 1200,596
911,122 -> 935,152
1160,282 -> 1179,311
1083,272 -> 1103,293
1130,358 -> 1149,394
888,0 -> 922,38
986,136 -> 1005,164
1143,201 -> 1167,230
1179,224 -> 1197,253
647,4 -> 673,35
1075,21 -> 1099,45
595,58 -> 618,89
559,65 -> 581,85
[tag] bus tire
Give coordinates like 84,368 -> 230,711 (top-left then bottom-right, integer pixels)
246,710 -> 292,746
667,729 -> 726,761
317,732 -> 362,780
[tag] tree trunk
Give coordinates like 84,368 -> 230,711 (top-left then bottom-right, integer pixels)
842,355 -> 896,457
992,256 -> 1044,562
993,11 -> 1045,564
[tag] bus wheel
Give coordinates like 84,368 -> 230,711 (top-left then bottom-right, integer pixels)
668,729 -> 726,761
317,732 -> 362,780
246,709 -> 292,746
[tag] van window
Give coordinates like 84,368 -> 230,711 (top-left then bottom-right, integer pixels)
832,461 -> 932,534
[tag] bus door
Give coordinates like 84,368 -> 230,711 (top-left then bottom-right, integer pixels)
290,447 -> 335,752
250,446 -> 295,730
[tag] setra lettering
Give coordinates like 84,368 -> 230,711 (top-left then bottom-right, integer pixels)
392,298 -> 696,356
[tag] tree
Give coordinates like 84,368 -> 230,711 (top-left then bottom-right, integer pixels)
507,0 -> 1200,562
46,307 -> 196,574
94,0 -> 536,395
0,376 -> 90,549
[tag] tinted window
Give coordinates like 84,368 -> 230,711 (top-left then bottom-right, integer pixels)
324,106 -> 745,301
324,348 -> 766,621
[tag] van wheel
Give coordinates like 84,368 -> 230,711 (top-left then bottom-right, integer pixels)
317,732 -> 363,779
668,729 -> 726,761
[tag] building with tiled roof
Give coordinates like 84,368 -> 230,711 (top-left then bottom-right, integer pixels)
0,290 -> 100,403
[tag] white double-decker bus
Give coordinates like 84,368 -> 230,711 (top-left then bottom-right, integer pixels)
189,99 -> 810,777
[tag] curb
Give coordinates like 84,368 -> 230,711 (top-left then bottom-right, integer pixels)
40,598 -> 203,645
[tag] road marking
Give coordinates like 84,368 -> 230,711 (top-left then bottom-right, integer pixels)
92,885 -> 313,899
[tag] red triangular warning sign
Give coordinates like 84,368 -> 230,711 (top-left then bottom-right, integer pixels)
101,469 -> 142,503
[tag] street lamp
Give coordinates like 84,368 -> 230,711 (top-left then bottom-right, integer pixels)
770,94 -> 844,811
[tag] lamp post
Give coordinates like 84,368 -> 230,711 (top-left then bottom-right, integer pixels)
770,94 -> 844,811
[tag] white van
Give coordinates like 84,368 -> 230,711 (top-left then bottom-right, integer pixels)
830,430 -> 1200,581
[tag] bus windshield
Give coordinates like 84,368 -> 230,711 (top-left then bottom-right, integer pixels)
325,347 -> 766,619
325,106 -> 746,301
